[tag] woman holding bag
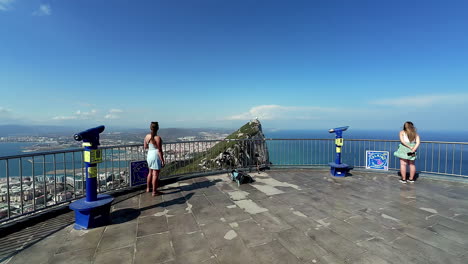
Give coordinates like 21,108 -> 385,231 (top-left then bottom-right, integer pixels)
394,121 -> 420,183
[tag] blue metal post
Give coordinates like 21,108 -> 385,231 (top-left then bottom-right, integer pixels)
328,126 -> 352,177
334,130 -> 343,165
84,144 -> 97,202
69,125 -> 114,229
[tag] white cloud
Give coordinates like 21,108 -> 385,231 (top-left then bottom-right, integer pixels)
370,94 -> 468,107
104,114 -> 119,119
53,109 -> 97,121
52,115 -> 78,121
33,4 -> 51,16
0,0 -> 15,11
0,106 -> 12,114
225,105 -> 338,121
104,109 -> 123,119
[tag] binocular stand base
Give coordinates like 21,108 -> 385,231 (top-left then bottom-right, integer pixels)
69,194 -> 114,230
329,162 -> 352,177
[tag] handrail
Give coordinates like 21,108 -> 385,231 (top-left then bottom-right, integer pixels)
1,138 -> 467,224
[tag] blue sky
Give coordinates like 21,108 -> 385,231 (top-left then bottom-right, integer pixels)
1,0 -> 467,131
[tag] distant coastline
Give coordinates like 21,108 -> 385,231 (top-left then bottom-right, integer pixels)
0,142 -> 38,157
1,130 -> 468,159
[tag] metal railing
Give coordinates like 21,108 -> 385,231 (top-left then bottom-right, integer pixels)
266,139 -> 468,177
1,138 -> 467,223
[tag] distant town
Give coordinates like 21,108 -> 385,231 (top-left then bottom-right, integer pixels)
0,128 -> 232,153
0,127 -> 233,219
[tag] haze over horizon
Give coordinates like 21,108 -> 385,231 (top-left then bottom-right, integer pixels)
1,0 -> 468,131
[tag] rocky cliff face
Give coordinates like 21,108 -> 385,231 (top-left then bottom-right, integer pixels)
163,119 -> 269,177
202,119 -> 270,171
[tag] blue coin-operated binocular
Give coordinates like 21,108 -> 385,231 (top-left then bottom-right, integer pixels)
69,125 -> 114,229
74,125 -> 105,146
328,126 -> 353,177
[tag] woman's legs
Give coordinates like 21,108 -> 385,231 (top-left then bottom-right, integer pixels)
152,169 -> 160,196
408,160 -> 416,180
146,169 -> 153,192
400,158 -> 408,180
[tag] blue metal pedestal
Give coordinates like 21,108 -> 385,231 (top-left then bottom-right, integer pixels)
69,194 -> 114,230
329,162 -> 352,177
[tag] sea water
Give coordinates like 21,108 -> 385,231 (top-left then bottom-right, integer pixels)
1,130 -> 467,178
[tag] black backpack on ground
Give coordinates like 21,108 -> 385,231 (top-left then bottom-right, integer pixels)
230,170 -> 255,186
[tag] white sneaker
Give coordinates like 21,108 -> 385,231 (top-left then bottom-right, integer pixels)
399,179 -> 407,183
408,180 -> 415,183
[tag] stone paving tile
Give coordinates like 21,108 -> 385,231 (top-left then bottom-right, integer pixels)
94,245 -> 134,264
391,235 -> 465,264
139,192 -> 163,207
97,222 -> 137,252
453,214 -> 468,223
212,239 -> 259,264
192,205 -> 225,225
206,193 -> 234,207
218,205 -> 252,223
306,226 -> 366,261
163,197 -> 190,216
7,226 -> 71,264
346,251 -> 392,264
344,214 -> 404,242
167,213 -> 200,237
315,253 -> 346,264
48,248 -> 95,264
215,180 -> 237,193
251,211 -> 292,233
289,203 -> 330,222
189,195 -> 225,225
56,226 -> 105,254
137,214 -> 168,237
428,223 -> 468,245
113,195 -> 140,210
405,194 -> 460,218
233,218 -> 273,247
109,207 -> 141,225
134,232 -> 174,264
400,224 -> 467,256
174,249 -> 216,264
3,169 -> 468,264
253,196 -> 291,214
317,217 -> 374,243
268,205 -> 318,232
241,188 -> 270,201
200,220 -> 241,250
203,185 -> 226,197
171,230 -> 211,256
161,188 -> 184,201
275,227 -> 328,262
250,239 -> 302,264
430,215 -> 468,233
357,237 -> 423,264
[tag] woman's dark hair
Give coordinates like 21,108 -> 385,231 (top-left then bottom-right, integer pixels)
149,122 -> 159,144
403,121 -> 417,142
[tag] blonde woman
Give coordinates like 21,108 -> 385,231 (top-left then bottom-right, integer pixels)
394,121 -> 420,183
144,122 -> 165,196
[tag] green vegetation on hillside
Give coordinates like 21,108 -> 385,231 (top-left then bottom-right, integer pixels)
161,121 -> 262,177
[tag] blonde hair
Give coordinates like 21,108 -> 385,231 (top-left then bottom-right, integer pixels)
403,121 -> 417,142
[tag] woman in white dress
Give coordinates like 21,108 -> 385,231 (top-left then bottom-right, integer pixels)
144,122 -> 165,196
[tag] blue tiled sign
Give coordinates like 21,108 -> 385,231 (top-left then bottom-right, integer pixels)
366,151 -> 389,170
130,160 -> 149,186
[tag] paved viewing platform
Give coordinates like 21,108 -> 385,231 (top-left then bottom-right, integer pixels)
1,169 -> 468,264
